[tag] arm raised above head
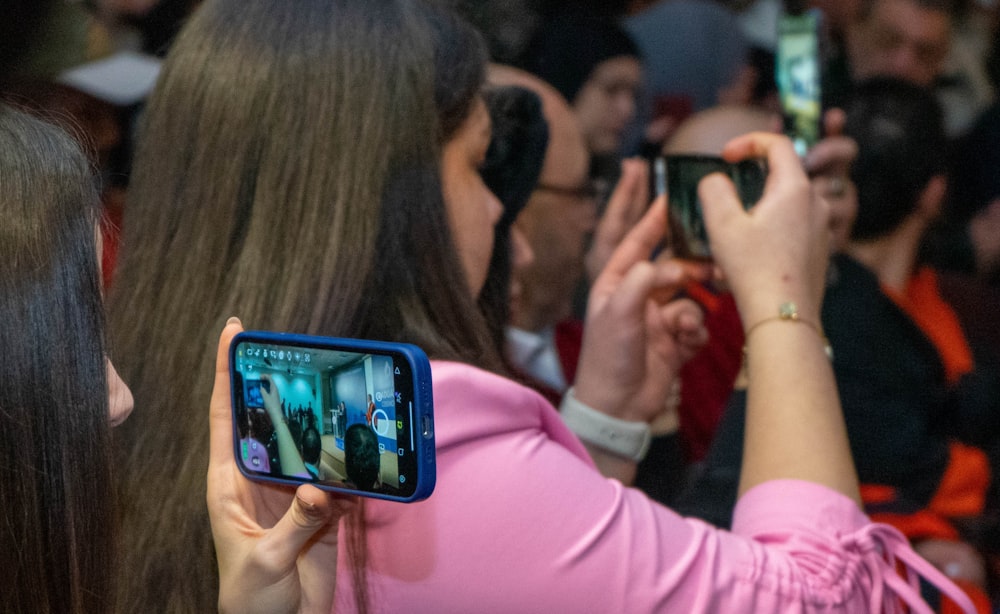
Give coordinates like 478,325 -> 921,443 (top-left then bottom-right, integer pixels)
699,131 -> 858,502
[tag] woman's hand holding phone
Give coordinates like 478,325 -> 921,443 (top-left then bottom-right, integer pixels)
700,132 -> 860,502
208,317 -> 354,614
699,132 -> 829,330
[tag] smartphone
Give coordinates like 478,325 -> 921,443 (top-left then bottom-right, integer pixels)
776,9 -> 822,156
230,331 -> 435,503
661,154 -> 766,261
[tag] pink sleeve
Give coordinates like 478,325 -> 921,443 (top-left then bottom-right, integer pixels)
345,366 -> 975,613
732,480 -> 977,614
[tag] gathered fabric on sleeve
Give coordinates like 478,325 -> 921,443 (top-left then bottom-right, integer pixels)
733,480 -> 976,614
333,361 -> 974,614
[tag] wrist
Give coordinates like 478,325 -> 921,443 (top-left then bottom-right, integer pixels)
742,301 -> 833,370
560,388 -> 651,462
571,383 -> 619,419
739,293 -> 820,333
650,380 -> 681,436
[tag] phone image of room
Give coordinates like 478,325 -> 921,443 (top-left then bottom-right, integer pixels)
237,345 -> 401,491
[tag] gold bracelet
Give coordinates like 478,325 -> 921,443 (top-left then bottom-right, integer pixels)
743,302 -> 833,360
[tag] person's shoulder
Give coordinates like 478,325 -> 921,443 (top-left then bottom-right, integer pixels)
828,253 -> 875,286
823,254 -> 885,315
429,360 -> 559,432
431,360 -> 526,394
428,360 -> 594,477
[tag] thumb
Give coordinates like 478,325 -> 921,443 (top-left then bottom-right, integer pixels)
257,485 -> 338,567
209,317 -> 246,468
697,173 -> 744,254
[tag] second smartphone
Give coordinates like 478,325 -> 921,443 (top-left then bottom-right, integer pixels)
776,9 -> 822,156
659,154 -> 766,261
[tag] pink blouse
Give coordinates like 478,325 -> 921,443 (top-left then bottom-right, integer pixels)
334,361 -> 974,613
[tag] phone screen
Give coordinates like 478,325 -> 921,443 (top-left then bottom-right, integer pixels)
230,332 -> 434,502
663,154 -> 766,261
776,11 -> 822,156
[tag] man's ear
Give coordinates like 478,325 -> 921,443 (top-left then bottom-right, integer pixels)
969,197 -> 1000,276
917,174 -> 947,221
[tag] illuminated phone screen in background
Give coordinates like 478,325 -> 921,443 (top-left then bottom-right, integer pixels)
777,11 -> 822,156
232,338 -> 422,498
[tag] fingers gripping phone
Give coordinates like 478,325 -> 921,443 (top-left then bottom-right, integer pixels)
777,9 -> 822,156
230,331 -> 435,502
658,154 -> 766,261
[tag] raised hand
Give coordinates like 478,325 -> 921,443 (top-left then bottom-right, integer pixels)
575,198 -> 709,425
700,132 -> 830,331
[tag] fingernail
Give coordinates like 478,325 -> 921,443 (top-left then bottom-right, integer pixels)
296,494 -> 322,519
226,316 -> 242,327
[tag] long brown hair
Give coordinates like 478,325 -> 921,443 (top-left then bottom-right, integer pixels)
109,0 -> 499,611
0,104 -> 116,613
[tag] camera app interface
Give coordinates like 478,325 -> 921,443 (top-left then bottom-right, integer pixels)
233,340 -> 417,496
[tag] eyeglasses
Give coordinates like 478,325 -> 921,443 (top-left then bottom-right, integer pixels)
534,181 -> 600,202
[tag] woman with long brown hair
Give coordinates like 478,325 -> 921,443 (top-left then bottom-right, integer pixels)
110,1 -> 492,610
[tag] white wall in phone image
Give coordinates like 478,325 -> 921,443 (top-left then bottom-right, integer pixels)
331,362 -> 368,429
266,372 -> 320,416
329,354 -> 400,486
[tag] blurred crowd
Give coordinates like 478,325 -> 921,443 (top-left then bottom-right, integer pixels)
3,0 -> 1000,612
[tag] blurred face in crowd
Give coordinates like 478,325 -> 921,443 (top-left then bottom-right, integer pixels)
846,0 -> 951,87
815,176 -> 859,252
441,96 -> 503,297
512,90 -> 595,330
572,56 -> 642,155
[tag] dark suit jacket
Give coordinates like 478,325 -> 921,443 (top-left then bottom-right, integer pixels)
675,254 -> 1000,527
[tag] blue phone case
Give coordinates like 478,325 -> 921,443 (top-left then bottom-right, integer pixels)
229,330 -> 435,503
